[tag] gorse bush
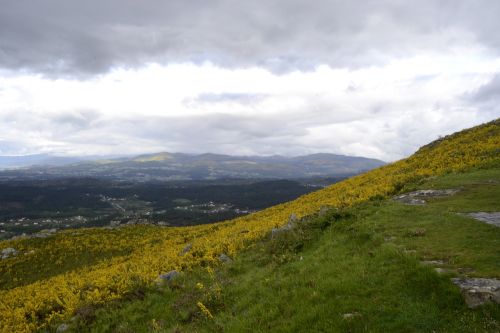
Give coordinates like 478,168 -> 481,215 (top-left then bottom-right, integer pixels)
0,119 -> 499,332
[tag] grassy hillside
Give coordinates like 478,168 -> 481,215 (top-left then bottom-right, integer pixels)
0,119 -> 499,332
71,168 -> 500,332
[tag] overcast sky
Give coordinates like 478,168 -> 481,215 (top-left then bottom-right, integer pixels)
1,1 -> 499,161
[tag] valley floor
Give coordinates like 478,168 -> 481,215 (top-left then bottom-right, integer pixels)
63,168 -> 500,332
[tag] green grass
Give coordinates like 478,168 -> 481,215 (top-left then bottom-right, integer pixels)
56,168 -> 500,332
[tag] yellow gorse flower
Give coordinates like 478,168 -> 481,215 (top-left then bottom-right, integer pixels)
197,301 -> 213,319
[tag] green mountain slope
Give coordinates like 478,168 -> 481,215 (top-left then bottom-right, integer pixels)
71,167 -> 500,333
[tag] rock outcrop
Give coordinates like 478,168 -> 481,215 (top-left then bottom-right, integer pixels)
179,243 -> 193,256
466,212 -> 500,227
1,247 -> 17,259
218,253 -> 233,263
159,270 -> 180,282
271,214 -> 300,239
56,323 -> 70,333
451,278 -> 500,308
393,189 -> 459,205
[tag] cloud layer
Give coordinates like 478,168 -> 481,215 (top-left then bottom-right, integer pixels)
0,1 -> 499,161
2,0 -> 500,75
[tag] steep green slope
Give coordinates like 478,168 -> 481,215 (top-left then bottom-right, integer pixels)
70,167 -> 500,332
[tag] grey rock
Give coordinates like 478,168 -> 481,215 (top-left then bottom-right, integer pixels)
32,229 -> 58,239
457,267 -> 475,274
288,213 -> 299,223
40,228 -> 58,234
219,253 -> 232,263
156,221 -> 170,226
434,268 -> 449,274
466,212 -> 500,227
179,243 -> 192,256
421,260 -> 445,266
56,323 -> 70,333
10,233 -> 28,241
394,189 -> 459,205
110,220 -> 121,227
1,247 -> 17,259
271,214 -> 300,239
452,278 -> 500,308
408,189 -> 459,197
407,198 -> 427,205
342,312 -> 361,320
159,270 -> 180,281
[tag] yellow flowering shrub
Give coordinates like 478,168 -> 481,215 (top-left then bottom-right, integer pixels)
0,119 -> 499,332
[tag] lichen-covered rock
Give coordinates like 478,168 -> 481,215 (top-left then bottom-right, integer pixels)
434,268 -> 449,274
421,260 -> 445,266
466,212 -> 500,227
159,270 -> 180,282
1,247 -> 17,259
342,312 -> 361,320
56,323 -> 69,333
271,214 -> 299,239
288,213 -> 299,223
219,253 -> 232,263
179,243 -> 192,256
393,189 -> 459,205
451,278 -> 500,308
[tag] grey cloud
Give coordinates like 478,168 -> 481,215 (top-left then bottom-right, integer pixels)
0,109 -> 104,140
1,1 -> 500,76
104,113 -> 326,156
188,93 -> 267,104
51,110 -> 101,130
471,74 -> 500,103
0,101 -> 494,160
107,113 -> 308,144
464,74 -> 500,118
0,107 -> 338,156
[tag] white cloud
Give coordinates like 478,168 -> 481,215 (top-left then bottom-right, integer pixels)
1,50 -> 499,160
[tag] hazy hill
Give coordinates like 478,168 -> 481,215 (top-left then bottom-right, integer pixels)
0,154 -> 83,169
0,152 -> 385,181
0,154 -> 115,170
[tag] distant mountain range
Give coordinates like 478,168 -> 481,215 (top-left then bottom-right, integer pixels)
0,154 -> 75,169
0,154 -> 111,169
0,152 -> 385,181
